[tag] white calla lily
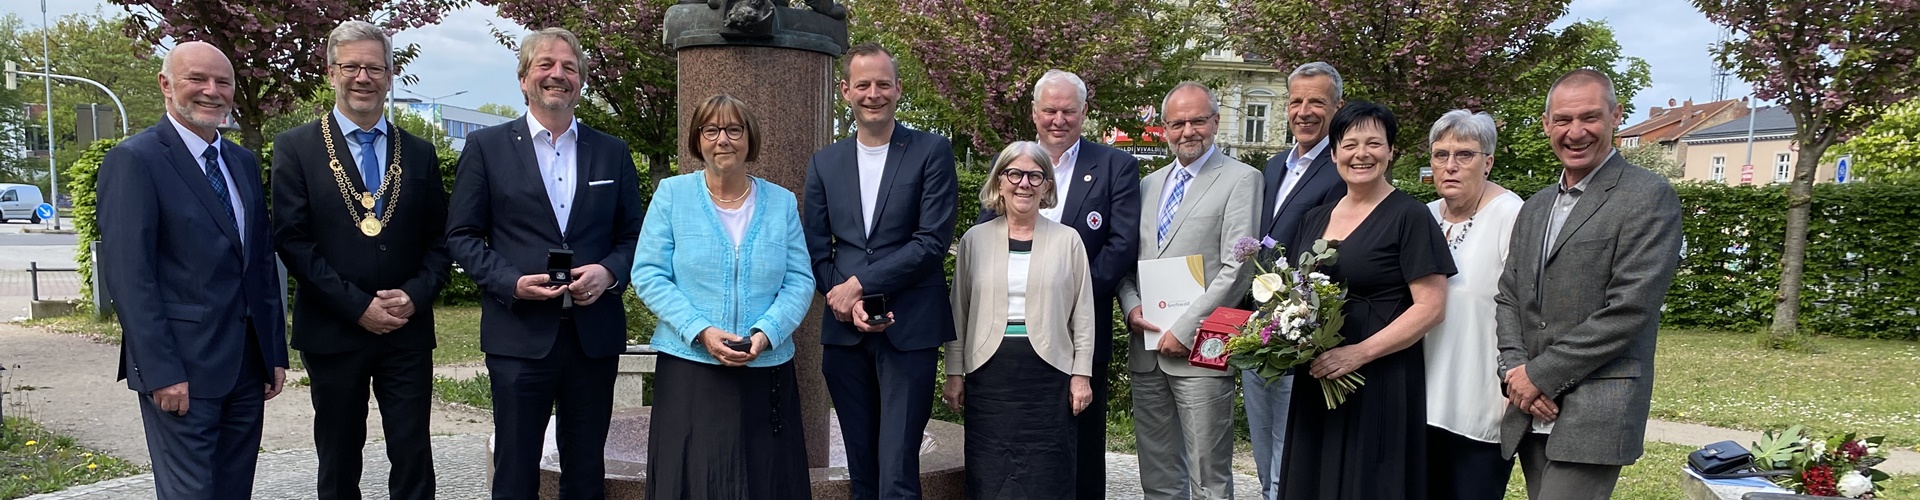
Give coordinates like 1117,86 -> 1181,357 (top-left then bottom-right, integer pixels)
1252,273 -> 1285,303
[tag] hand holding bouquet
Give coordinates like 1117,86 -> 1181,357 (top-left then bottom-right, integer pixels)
1224,236 -> 1364,409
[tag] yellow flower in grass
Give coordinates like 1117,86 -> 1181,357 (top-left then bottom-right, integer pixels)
87,463 -> 99,470
24,440 -> 36,446
82,452 -> 92,457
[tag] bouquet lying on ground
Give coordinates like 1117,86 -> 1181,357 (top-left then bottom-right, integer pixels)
1223,236 -> 1362,409
1749,425 -> 1889,498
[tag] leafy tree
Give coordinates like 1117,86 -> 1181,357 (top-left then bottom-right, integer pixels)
852,0 -> 1209,155
1823,98 -> 1920,183
1,9 -> 166,195
1622,144 -> 1683,179
475,102 -> 519,118
1695,0 -> 1920,346
481,0 -> 679,185
1225,0 -> 1580,158
0,15 -> 38,186
1490,20 -> 1651,174
109,0 -> 463,158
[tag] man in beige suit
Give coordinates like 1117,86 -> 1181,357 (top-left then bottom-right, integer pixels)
1117,81 -> 1262,500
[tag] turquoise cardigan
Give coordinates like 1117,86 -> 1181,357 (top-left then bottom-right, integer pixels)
632,173 -> 815,367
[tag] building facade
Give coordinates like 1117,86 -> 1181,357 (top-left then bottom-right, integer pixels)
1680,105 -> 1839,185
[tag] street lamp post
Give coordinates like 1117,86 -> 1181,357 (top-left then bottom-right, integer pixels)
41,0 -> 57,229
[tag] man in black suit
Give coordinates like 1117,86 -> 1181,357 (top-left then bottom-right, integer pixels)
98,41 -> 289,499
1243,61 -> 1347,500
975,69 -> 1139,500
803,42 -> 958,499
445,27 -> 645,499
272,21 -> 450,500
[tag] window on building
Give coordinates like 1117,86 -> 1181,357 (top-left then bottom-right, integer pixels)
1775,153 -> 1791,182
1622,136 -> 1640,148
1243,103 -> 1268,144
1711,156 -> 1726,182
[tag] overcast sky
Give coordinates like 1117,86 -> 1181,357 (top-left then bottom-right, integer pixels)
8,0 -> 1750,122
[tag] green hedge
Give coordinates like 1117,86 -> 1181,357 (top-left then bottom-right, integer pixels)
66,138 -> 119,312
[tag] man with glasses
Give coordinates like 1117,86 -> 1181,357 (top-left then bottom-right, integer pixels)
1117,81 -> 1262,500
271,21 -> 450,500
1244,61 -> 1348,500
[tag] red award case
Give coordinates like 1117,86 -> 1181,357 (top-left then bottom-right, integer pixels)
1189,307 -> 1254,371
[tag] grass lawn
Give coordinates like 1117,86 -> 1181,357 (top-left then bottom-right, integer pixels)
26,305 -> 489,370
1652,329 -> 1920,448
1500,442 -> 1920,499
0,417 -> 144,500
432,373 -> 493,410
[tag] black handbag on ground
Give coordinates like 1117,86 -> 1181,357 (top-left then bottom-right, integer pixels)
1689,440 -> 1792,479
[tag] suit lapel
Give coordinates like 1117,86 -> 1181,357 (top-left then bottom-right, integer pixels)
1141,166 -> 1169,258
867,123 -> 911,237
823,141 -> 869,248
1058,139 -> 1097,225
1547,154 -> 1627,261
218,140 -> 260,257
157,115 -> 243,256
1261,160 -> 1285,234
563,124 -> 597,238
1160,150 -> 1226,248
511,117 -> 566,240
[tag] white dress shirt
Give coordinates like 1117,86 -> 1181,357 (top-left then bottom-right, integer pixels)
1039,141 -> 1081,223
856,140 -> 889,237
1273,137 -> 1329,217
169,116 -> 245,247
529,114 -> 580,235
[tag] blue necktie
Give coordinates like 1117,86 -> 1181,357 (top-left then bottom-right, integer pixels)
1157,168 -> 1193,246
350,129 -> 384,213
200,145 -> 237,229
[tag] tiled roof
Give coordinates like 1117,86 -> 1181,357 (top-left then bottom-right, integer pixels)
1684,106 -> 1795,141
1618,98 -> 1745,143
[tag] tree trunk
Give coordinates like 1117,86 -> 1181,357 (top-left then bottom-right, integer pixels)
1767,142 -> 1828,347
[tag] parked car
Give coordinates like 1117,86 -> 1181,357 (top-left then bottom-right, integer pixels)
0,183 -> 47,223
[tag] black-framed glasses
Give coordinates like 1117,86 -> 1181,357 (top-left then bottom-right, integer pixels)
1161,113 -> 1216,132
1430,149 -> 1488,164
333,63 -> 389,78
701,125 -> 746,140
999,168 -> 1050,186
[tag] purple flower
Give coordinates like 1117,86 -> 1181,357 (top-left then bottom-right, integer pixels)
1261,235 -> 1278,249
1259,325 -> 1274,343
1232,237 -> 1261,262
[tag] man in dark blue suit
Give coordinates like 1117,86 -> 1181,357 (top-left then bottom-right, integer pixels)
974,69 -> 1140,500
445,28 -> 645,499
1244,61 -> 1348,500
98,41 -> 289,499
803,42 -> 958,499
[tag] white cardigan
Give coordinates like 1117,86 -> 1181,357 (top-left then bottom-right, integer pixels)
946,216 -> 1096,377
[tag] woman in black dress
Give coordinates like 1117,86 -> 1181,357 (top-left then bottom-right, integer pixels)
1280,101 -> 1456,499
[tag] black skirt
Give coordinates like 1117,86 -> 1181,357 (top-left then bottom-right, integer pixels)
964,337 -> 1076,500
647,354 -> 810,500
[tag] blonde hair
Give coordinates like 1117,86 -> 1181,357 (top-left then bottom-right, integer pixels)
979,141 -> 1058,215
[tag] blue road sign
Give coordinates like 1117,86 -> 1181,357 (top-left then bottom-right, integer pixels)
34,203 -> 54,220
1837,155 -> 1851,183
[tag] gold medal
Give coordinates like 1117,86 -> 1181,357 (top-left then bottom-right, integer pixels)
360,193 -> 375,209
359,217 -> 383,237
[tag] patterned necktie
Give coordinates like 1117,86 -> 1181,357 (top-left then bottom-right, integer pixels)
200,145 -> 237,228
1157,168 -> 1193,247
350,129 -> 385,213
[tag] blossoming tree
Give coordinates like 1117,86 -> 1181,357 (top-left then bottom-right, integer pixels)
111,0 -> 461,155
1693,0 -> 1920,346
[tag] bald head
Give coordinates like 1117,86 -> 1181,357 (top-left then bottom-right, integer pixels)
159,41 -> 236,139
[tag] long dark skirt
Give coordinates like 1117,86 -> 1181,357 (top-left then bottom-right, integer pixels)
647,354 -> 809,500
964,337 -> 1076,500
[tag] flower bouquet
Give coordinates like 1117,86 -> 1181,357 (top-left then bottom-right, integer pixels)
1749,425 -> 1889,498
1223,236 -> 1362,409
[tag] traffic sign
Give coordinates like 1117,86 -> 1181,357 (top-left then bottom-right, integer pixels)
1837,155 -> 1851,183
1740,164 -> 1754,185
34,203 -> 54,220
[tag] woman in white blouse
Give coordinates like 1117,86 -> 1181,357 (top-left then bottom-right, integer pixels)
945,141 -> 1096,499
1423,109 -> 1525,499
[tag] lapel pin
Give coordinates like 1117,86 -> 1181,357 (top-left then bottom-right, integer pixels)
1083,174 -> 1093,182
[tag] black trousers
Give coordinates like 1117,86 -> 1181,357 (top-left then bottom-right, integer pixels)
139,329 -> 266,500
823,334 -> 937,500
1427,425 -> 1513,500
302,344 -> 435,500
1073,360 -> 1110,500
488,323 -> 618,500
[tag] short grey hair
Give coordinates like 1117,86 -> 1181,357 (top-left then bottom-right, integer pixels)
1428,109 -> 1498,154
1033,69 -> 1087,106
1288,62 -> 1344,105
1160,81 -> 1220,117
517,28 -> 586,79
980,141 -> 1058,215
1544,68 -> 1620,116
326,21 -> 393,68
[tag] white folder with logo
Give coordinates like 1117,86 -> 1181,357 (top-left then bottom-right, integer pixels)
1137,254 -> 1206,349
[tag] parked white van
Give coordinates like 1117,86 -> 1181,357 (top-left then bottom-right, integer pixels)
0,183 -> 47,223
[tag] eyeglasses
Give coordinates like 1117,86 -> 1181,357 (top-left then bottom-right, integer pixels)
1430,150 -> 1488,164
701,125 -> 746,140
1162,113 -> 1216,132
999,168 -> 1050,186
333,63 -> 389,78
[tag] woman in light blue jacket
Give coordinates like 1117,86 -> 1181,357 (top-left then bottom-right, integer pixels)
632,94 -> 815,500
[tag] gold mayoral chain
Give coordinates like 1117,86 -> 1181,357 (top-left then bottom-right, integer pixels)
321,115 -> 404,237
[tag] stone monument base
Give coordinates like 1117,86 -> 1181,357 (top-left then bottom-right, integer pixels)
485,407 -> 967,499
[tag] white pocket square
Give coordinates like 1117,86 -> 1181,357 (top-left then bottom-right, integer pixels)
588,180 -> 614,186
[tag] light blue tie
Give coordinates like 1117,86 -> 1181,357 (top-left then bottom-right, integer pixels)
1157,168 -> 1193,246
350,129 -> 384,213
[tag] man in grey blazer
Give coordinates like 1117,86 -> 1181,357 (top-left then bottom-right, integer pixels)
1117,82 -> 1261,500
1495,69 -> 1683,500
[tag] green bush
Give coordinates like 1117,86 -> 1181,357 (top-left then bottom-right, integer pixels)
65,138 -> 120,314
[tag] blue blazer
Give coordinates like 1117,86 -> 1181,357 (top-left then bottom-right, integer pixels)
445,117 -> 645,360
632,174 -> 815,367
99,115 -> 288,397
802,123 -> 958,351
1262,142 -> 1346,248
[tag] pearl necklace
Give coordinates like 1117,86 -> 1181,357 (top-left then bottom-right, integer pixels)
708,179 -> 749,204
